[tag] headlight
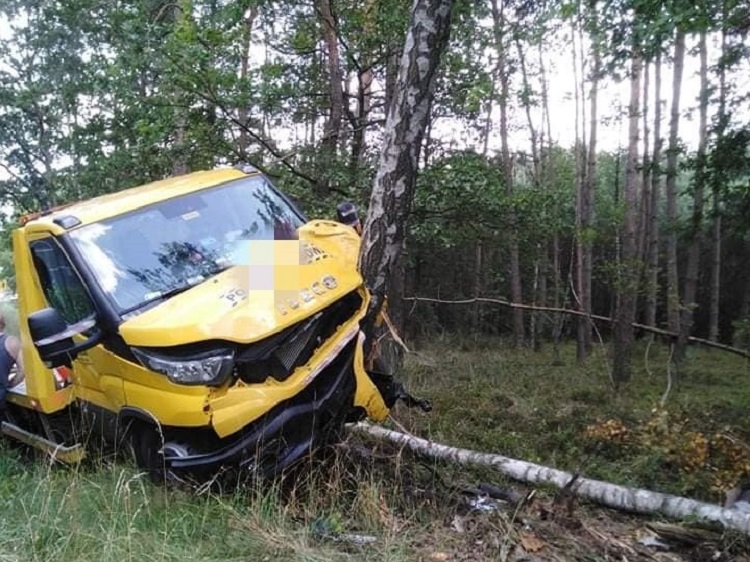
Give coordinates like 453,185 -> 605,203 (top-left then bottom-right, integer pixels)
132,347 -> 235,386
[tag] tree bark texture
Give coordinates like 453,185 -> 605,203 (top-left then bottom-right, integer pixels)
677,31 -> 709,363
611,50 -> 642,386
319,0 -> 343,151
351,423 -> 750,535
358,0 -> 454,316
665,31 -> 685,334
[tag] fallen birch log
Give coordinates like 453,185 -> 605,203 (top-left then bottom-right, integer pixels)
350,422 -> 750,535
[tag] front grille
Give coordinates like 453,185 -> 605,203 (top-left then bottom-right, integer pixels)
235,290 -> 362,383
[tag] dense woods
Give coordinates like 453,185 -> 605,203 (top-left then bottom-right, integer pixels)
0,0 -> 749,384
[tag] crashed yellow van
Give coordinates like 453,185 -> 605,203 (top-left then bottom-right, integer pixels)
3,165 -> 426,480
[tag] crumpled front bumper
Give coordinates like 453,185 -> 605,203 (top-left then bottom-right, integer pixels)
166,337 -> 364,475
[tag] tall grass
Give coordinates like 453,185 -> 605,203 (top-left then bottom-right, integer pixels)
0,441 -> 429,561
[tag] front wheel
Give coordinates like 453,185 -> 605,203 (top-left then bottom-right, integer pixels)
128,421 -> 176,483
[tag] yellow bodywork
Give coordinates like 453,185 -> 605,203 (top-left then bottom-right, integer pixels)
7,168 -> 390,446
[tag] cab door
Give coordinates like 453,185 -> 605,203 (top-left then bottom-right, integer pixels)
28,236 -> 124,411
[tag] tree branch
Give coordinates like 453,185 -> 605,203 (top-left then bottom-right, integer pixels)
402,295 -> 750,359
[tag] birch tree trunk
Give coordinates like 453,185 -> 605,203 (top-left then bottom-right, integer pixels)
676,31 -> 709,363
358,0 -> 454,321
611,49 -> 642,386
351,423 -> 750,535
665,31 -> 685,334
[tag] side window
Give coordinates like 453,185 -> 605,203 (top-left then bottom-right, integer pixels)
30,238 -> 96,325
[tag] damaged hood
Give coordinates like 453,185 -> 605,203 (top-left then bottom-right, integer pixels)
118,221 -> 365,347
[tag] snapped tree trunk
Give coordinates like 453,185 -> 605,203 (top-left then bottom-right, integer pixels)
676,31 -> 709,363
611,49 -> 642,387
358,0 -> 454,321
665,30 -> 685,334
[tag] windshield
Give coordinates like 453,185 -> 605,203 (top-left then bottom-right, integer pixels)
69,175 -> 305,314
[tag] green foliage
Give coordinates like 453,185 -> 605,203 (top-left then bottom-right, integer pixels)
0,0 -> 748,348
412,151 -> 506,248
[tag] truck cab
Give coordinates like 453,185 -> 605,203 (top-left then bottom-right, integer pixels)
2,166 -> 405,480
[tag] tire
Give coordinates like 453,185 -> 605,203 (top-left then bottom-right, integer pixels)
129,421 -> 169,483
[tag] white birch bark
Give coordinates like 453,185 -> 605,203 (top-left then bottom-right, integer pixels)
351,423 -> 750,535
358,0 -> 454,307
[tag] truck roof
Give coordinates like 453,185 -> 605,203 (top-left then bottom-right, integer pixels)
20,168 -> 250,231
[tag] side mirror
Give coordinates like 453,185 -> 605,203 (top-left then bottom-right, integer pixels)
28,308 -> 102,368
336,201 -> 361,234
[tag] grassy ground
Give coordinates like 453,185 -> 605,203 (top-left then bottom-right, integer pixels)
0,338 -> 748,561
396,336 -> 750,501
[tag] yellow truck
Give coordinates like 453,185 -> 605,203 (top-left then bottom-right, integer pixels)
2,165 -> 426,481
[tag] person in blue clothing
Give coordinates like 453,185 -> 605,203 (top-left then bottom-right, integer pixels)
0,313 -> 24,420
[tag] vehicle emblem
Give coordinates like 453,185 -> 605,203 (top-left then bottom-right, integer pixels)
300,289 -> 314,303
322,275 -> 337,289
311,282 -> 325,295
287,299 -> 300,309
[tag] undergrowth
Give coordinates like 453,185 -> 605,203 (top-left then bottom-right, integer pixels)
397,336 -> 750,503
